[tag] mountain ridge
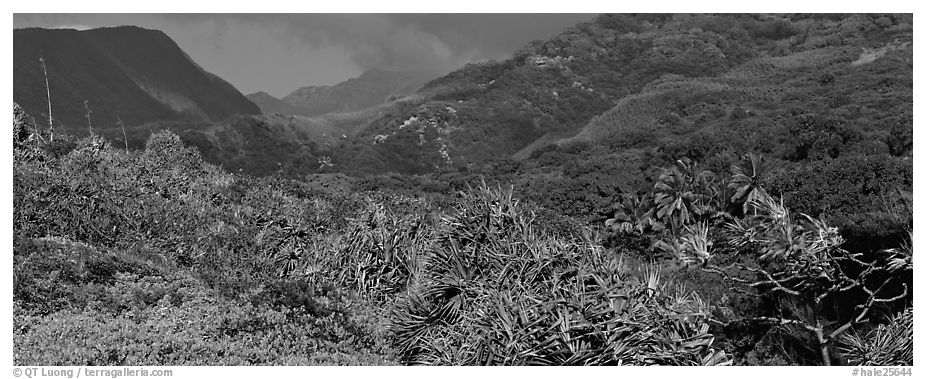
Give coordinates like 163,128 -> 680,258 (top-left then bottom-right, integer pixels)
271,68 -> 439,116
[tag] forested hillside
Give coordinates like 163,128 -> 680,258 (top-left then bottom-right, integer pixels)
328,14 -> 911,176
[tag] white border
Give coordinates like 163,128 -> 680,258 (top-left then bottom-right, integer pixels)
4,3 -> 923,377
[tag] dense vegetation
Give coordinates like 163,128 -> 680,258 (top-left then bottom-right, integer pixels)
13,99 -> 911,365
324,14 -> 912,176
336,13 -> 913,264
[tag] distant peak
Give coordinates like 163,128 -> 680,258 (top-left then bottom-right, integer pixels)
290,85 -> 332,94
247,91 -> 277,99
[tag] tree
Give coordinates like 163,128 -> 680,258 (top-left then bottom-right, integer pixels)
703,190 -> 909,365
605,192 -> 662,234
728,153 -> 768,214
653,159 -> 717,231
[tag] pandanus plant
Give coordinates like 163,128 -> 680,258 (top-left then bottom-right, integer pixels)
390,183 -> 730,366
653,222 -> 713,266
255,216 -> 313,278
839,307 -> 913,366
335,200 -> 430,297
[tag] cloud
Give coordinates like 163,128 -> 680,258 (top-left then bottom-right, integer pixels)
13,13 -> 596,96
220,14 -> 594,72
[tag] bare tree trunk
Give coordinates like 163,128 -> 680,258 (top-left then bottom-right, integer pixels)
117,116 -> 128,150
39,57 -> 53,141
814,327 -> 831,366
84,100 -> 93,134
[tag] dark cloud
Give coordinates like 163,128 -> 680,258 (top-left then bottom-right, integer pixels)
14,14 -> 594,97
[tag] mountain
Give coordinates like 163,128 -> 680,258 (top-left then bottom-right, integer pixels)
13,26 -> 260,134
325,14 -> 913,176
245,91 -> 302,115
278,69 -> 437,116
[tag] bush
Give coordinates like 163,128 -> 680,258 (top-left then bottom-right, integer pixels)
388,183 -> 729,365
764,155 -> 912,251
13,236 -> 164,315
14,282 -> 391,365
748,19 -> 802,40
839,308 -> 913,366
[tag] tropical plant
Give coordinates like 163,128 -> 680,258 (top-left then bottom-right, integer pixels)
729,153 -> 769,214
704,190 -> 910,365
389,183 -> 729,365
605,192 -> 663,234
881,231 -> 912,274
333,200 -> 431,297
655,222 -> 714,266
839,307 -> 913,366
653,159 -> 717,231
255,216 -> 314,278
13,103 -> 48,163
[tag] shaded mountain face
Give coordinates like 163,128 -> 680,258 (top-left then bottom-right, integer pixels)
277,69 -> 437,116
13,26 -> 260,134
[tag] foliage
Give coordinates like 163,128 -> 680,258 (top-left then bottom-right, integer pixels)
839,307 -> 913,366
13,121 -> 395,365
605,192 -> 661,234
701,189 -> 911,365
388,182 -> 729,365
728,153 -> 769,214
332,200 -> 432,297
653,159 -> 720,230
14,280 -> 390,366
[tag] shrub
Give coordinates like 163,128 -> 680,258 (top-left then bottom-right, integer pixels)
331,200 -> 432,298
388,183 -> 729,365
764,155 -> 912,251
839,308 -> 913,366
13,236 -> 164,315
14,282 -> 391,366
748,19 -> 802,40
697,189 -> 910,365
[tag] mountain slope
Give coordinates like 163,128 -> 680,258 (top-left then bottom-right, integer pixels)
325,14 -> 912,176
280,69 -> 437,116
246,91 -> 302,115
13,26 -> 260,134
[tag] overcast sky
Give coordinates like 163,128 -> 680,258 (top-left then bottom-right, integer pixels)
14,14 -> 594,97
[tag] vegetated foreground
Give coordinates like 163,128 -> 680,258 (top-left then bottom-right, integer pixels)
13,102 -> 911,366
